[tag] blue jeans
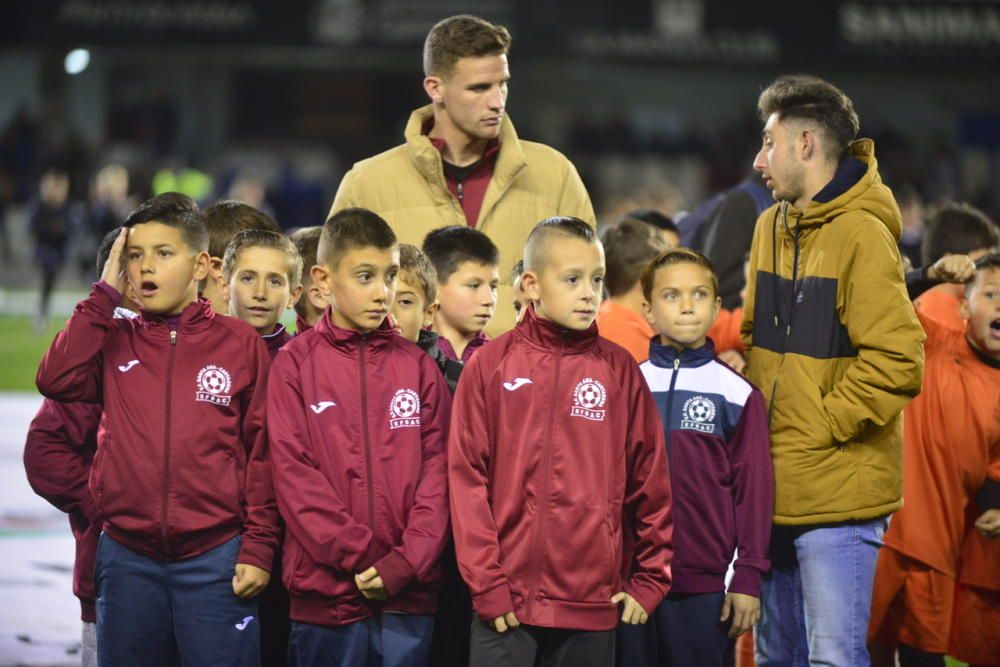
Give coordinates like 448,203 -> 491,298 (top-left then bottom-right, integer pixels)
95,533 -> 259,667
288,613 -> 434,667
755,518 -> 887,667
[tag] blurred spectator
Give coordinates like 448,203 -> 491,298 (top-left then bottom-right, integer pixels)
896,183 -> 926,269
82,164 -> 135,277
686,172 -> 772,309
27,168 -> 83,331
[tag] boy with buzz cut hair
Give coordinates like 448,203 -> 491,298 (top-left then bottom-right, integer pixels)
36,192 -> 278,667
617,248 -> 774,667
221,229 -> 303,358
202,199 -> 282,315
422,225 -> 500,362
268,207 -> 452,667
289,226 -> 326,334
449,216 -> 674,667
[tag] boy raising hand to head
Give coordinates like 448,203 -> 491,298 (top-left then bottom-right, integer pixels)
36,193 -> 278,667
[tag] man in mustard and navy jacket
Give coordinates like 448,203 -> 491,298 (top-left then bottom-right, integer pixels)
329,15 -> 595,336
741,75 -> 925,667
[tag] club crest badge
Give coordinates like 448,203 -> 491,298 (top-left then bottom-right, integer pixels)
571,378 -> 607,422
389,388 -> 421,430
681,396 -> 716,433
196,365 -> 232,406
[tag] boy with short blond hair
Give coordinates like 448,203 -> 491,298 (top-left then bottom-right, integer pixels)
449,216 -> 673,667
422,225 -> 499,362
392,243 -> 464,395
288,225 -> 326,333
268,207 -> 452,667
202,199 -> 282,315
617,248 -> 773,667
36,193 -> 278,667
393,243 -> 439,343
222,229 -> 303,358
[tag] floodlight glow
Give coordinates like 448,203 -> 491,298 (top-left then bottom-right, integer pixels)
64,49 -> 90,75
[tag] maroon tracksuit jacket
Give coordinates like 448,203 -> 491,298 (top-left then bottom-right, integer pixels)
268,310 -> 452,627
449,306 -> 674,631
36,283 -> 279,571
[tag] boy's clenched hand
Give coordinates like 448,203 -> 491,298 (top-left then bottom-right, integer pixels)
355,566 -> 388,600
232,563 -> 270,598
492,611 -> 520,633
928,254 -> 977,284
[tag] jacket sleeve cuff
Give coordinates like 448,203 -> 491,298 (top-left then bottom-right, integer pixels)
95,281 -> 123,307
624,578 -> 668,617
373,549 -> 416,597
352,537 -> 388,573
471,581 -> 515,621
728,565 -> 763,598
236,539 -> 275,574
976,478 -> 1000,512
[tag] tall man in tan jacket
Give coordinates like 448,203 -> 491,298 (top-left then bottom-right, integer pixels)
329,15 -> 596,336
741,75 -> 925,667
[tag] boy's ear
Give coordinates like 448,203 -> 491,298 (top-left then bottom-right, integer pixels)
306,284 -> 327,313
218,273 -> 230,303
311,264 -> 332,299
287,284 -> 304,310
521,270 -> 541,301
192,251 -> 211,282
642,300 -> 655,327
123,282 -> 142,312
422,300 -> 439,329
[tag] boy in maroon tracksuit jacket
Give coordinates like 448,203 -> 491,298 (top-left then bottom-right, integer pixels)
221,227 -> 304,665
36,193 -> 278,667
268,208 -> 452,667
618,248 -> 774,667
24,227 -> 141,667
221,229 -> 304,358
449,216 -> 674,667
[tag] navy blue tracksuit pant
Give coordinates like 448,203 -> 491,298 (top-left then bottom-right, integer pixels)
288,613 -> 434,667
95,533 -> 260,667
617,591 -> 735,667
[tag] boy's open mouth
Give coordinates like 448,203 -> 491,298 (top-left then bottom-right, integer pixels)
140,281 -> 158,296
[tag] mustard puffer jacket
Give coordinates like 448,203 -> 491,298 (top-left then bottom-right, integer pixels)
330,105 -> 596,336
741,139 -> 925,525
